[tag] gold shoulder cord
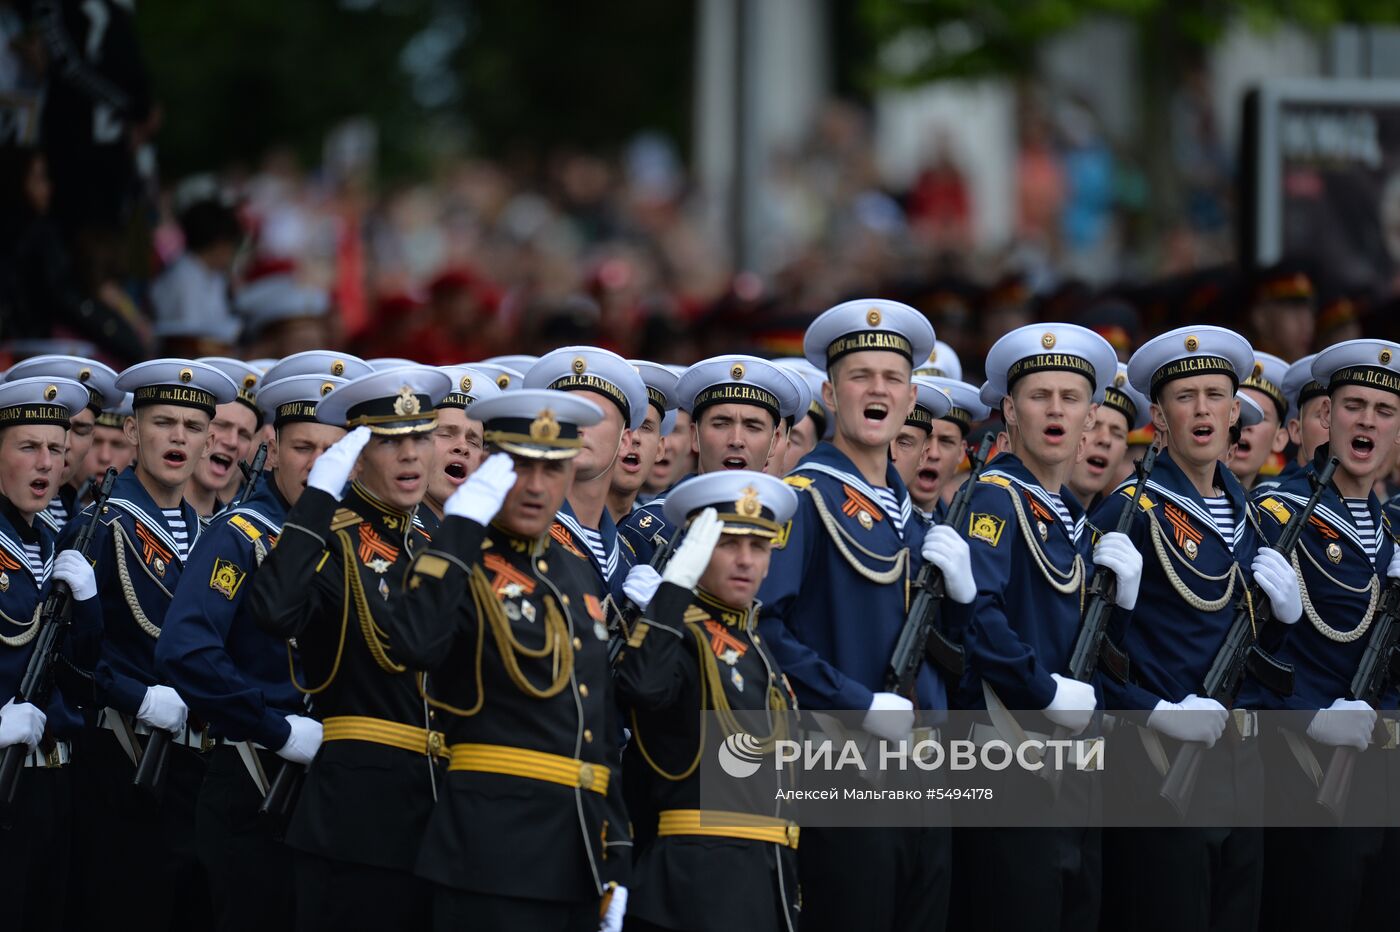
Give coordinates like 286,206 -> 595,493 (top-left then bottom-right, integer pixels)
1145,506 -> 1239,613
0,603 -> 42,647
630,621 -> 788,782
338,528 -> 407,676
1292,546 -> 1379,643
1002,485 -> 1084,609
804,485 -> 908,585
111,522 -> 171,639
287,534 -> 355,695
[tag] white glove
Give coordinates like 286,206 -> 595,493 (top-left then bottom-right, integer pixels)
623,564 -> 663,611
136,685 -> 188,735
921,525 -> 975,604
1148,694 -> 1230,747
599,884 -> 628,932
443,452 -> 516,525
306,426 -> 372,499
1043,673 -> 1097,735
1307,698 -> 1377,751
52,549 -> 97,601
276,714 -> 323,765
1092,531 -> 1142,611
862,691 -> 915,744
661,508 -> 723,591
1387,547 -> 1400,580
1252,547 -> 1302,625
0,699 -> 46,749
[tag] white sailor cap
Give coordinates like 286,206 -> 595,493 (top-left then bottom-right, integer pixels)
262,351 -> 373,385
914,339 -> 963,382
5,355 -> 122,413
629,360 -> 680,435
772,358 -> 833,440
777,364 -> 813,429
1127,325 -> 1253,400
115,359 -> 239,418
484,354 -> 539,372
257,374 -> 347,428
984,323 -> 1118,405
676,355 -> 802,425
95,392 -> 134,429
1311,339 -> 1400,399
1237,392 -> 1265,429
661,469 -> 797,539
1099,363 -> 1152,431
0,377 -> 90,429
367,358 -> 419,372
925,377 -> 992,436
316,365 -> 452,435
198,357 -> 263,418
907,377 -> 955,434
1283,353 -> 1324,417
474,363 -> 524,393
473,388 -> 604,460
436,365 -> 503,412
803,298 -> 936,372
525,347 -> 650,430
248,358 -> 278,373
1239,351 -> 1289,423
235,277 -> 330,335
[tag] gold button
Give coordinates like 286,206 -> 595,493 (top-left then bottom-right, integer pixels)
752,635 -> 761,644
428,732 -> 444,755
584,729 -> 594,743
579,684 -> 589,698
561,595 -> 570,606
578,762 -> 595,786
573,637 -> 583,650
537,560 -> 548,573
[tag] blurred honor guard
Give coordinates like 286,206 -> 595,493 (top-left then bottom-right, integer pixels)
607,361 -> 679,526
888,376 -> 953,524
64,358 -> 238,929
386,390 -> 639,930
1245,341 -> 1400,928
0,377 -> 101,932
525,347 -> 650,602
1068,363 -> 1150,511
1226,352 -> 1290,493
614,471 -> 801,932
420,365 -> 503,531
618,355 -> 801,566
247,365 -> 450,932
155,370 -> 349,931
909,377 -> 990,523
952,323 -> 1123,932
1093,326 -> 1303,932
1253,353 -> 1326,497
5,355 -> 122,533
757,299 -> 967,932
186,357 -> 264,518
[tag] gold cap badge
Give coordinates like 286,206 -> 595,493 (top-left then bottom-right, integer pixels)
530,408 -> 561,441
866,308 -> 882,327
43,384 -> 58,401
393,385 -> 421,416
1185,335 -> 1199,352
572,356 -> 588,375
460,375 -> 473,393
179,368 -> 194,383
736,485 -> 762,518
331,360 -> 346,376
1041,332 -> 1056,349
731,363 -> 746,381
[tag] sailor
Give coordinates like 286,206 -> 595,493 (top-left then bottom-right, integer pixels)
420,365 -> 502,532
607,361 -> 678,525
83,391 -> 136,492
3,355 -> 122,532
1253,353 -> 1327,497
614,471 -> 801,932
1092,325 -> 1304,932
387,389 -> 641,930
905,377 -> 990,523
1244,340 -> 1400,928
186,357 -> 264,519
247,365 -> 452,931
155,365 -> 351,932
756,298 -> 969,932
0,376 -> 101,932
63,358 -> 239,930
1225,352 -> 1289,492
888,376 -> 953,527
1067,363 -> 1151,511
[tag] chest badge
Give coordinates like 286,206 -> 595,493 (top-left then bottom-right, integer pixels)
1184,539 -> 1199,559
153,556 -> 166,577
504,601 -> 521,621
378,578 -> 390,601
731,667 -> 745,693
1037,520 -> 1048,541
1327,542 -> 1343,564
857,510 -> 873,530
0,571 -> 9,592
366,557 -> 392,575
521,601 -> 537,623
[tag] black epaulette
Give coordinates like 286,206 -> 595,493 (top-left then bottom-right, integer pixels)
330,508 -> 363,532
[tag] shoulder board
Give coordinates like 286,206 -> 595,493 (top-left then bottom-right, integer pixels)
228,514 -> 263,542
330,508 -> 363,531
1115,485 -> 1155,510
1257,496 -> 1292,525
978,474 -> 1012,488
783,475 -> 813,489
683,605 -> 710,625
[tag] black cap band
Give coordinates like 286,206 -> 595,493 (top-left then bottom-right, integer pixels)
133,385 -> 216,417
1241,371 -> 1287,422
1006,353 -> 1097,392
1101,387 -> 1139,429
1149,355 -> 1238,399
548,374 -> 631,425
826,331 -> 913,367
1296,380 -> 1328,409
1328,366 -> 1400,397
0,403 -> 72,428
940,407 -> 972,435
905,404 -> 934,433
693,384 -> 780,423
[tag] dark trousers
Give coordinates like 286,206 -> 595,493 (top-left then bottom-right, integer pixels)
433,886 -> 597,932
293,849 -> 431,932
196,745 -> 294,932
797,826 -> 951,932
67,727 -> 210,930
0,765 -> 72,932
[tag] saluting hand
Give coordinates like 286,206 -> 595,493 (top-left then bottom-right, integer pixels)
661,508 -> 723,591
443,452 -> 517,526
306,426 -> 372,500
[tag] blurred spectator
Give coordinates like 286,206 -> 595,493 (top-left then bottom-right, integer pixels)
907,130 -> 972,252
150,197 -> 243,355
235,257 -> 334,359
1058,95 -> 1118,282
0,144 -> 146,362
1246,263 -> 1316,362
